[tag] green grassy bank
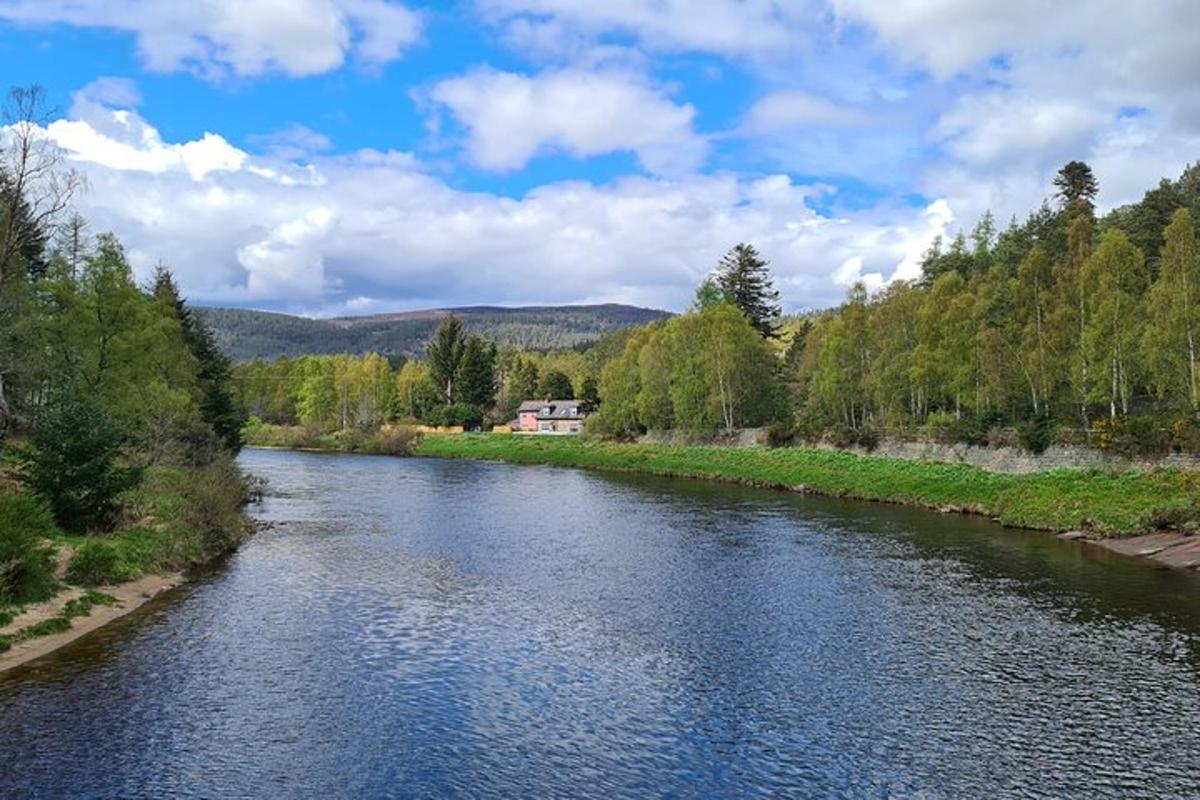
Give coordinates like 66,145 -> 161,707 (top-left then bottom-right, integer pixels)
415,434 -> 1200,537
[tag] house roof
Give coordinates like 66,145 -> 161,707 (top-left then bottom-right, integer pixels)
517,399 -> 587,419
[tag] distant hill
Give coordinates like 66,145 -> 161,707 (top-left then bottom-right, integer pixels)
196,303 -> 671,361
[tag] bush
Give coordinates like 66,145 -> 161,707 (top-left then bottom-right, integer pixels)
1092,416 -> 1172,457
1017,415 -> 1058,455
365,427 -> 421,456
16,388 -> 143,531
179,457 -> 250,555
0,493 -> 58,605
423,403 -> 484,430
1140,502 -> 1200,535
65,539 -> 137,586
764,421 -> 796,448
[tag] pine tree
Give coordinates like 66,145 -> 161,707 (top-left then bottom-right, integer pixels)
456,335 -> 497,410
1053,161 -> 1099,211
426,315 -> 465,404
151,268 -> 245,452
715,243 -> 782,338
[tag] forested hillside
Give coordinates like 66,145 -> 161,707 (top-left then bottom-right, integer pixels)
199,303 -> 669,361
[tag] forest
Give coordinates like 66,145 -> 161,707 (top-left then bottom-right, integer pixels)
0,87 -> 249,616
238,160 -> 1200,458
200,303 -> 669,361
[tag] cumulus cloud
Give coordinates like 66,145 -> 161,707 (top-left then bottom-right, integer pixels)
18,96 -> 950,315
425,67 -> 708,176
0,0 -> 422,78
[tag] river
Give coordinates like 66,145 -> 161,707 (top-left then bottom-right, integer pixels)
2,448 -> 1200,798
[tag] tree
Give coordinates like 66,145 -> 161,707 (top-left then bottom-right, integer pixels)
426,314 -> 465,404
1143,209 -> 1200,411
0,86 -> 83,279
715,243 -> 782,338
394,361 -> 440,420
1053,161 -> 1099,211
152,268 -> 245,453
1082,229 -> 1148,419
538,369 -> 574,400
457,335 -> 497,410
16,386 -> 143,531
579,375 -> 600,412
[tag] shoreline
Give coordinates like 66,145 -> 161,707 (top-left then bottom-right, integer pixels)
248,437 -> 1200,575
0,573 -> 185,675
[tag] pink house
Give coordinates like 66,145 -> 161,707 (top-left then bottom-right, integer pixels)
514,400 -> 587,434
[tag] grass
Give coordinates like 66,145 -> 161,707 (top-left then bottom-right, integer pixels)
415,434 -> 1200,537
0,589 -> 120,656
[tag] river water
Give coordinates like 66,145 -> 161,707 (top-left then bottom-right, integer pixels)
2,448 -> 1200,798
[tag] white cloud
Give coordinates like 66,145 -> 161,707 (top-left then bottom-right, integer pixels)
426,67 -> 708,176
742,90 -> 871,133
477,0 -> 819,62
0,0 -> 421,78
20,97 -> 948,315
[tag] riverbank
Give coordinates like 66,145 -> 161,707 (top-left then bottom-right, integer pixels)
0,459 -> 255,675
414,435 -> 1200,542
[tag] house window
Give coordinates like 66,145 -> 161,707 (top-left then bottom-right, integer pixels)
569,423 -> 581,432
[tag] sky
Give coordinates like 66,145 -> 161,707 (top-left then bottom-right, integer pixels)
1,1 -> 1198,316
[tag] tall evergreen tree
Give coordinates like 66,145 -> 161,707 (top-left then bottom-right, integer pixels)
715,243 -> 782,338
426,314 -> 466,404
1053,161 -> 1099,211
151,268 -> 245,453
456,335 -> 497,409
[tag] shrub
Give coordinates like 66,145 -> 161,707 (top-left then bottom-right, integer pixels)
855,425 -> 880,452
0,493 -> 58,605
1169,416 -> 1200,454
764,421 -> 795,448
366,427 -> 421,456
0,635 -> 10,654
66,539 -> 136,586
423,403 -> 484,430
1017,415 -> 1058,455
1139,501 -> 1200,535
16,388 -> 143,531
179,457 -> 249,555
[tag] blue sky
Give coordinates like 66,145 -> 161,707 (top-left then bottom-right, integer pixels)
1,1 -> 1197,315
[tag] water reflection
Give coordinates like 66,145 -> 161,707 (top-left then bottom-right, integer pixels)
1,449 -> 1198,798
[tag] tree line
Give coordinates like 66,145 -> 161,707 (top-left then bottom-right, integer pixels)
0,84 -> 245,578
793,160 -> 1200,453
242,158 -> 1199,457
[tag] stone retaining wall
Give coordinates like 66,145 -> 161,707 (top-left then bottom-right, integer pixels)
638,428 -> 1200,474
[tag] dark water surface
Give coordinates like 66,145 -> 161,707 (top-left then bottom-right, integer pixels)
3,449 -> 1200,798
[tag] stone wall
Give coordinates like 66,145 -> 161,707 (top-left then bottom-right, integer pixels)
637,428 -> 1200,474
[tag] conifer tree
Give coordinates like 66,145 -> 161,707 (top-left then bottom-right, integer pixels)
152,268 -> 245,452
426,315 -> 466,404
715,243 -> 782,338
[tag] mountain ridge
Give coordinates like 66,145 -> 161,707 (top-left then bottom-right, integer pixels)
197,303 -> 671,361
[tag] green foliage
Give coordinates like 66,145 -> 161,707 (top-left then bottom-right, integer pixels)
1017,415 -> 1058,455
152,268 -> 245,453
423,403 -> 484,430
0,492 -> 57,604
426,314 -> 466,404
456,335 -> 497,409
62,589 -> 117,619
65,539 -> 138,586
16,387 -> 143,531
538,369 -> 574,400
715,243 -> 782,338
